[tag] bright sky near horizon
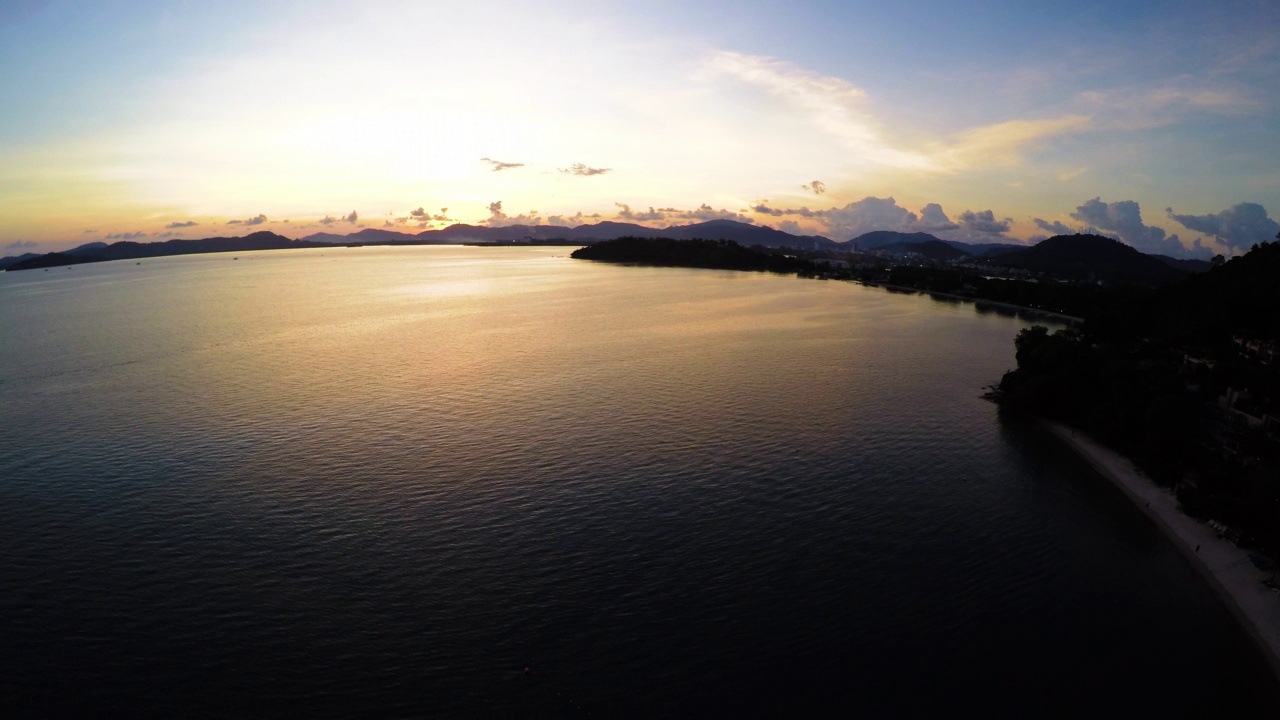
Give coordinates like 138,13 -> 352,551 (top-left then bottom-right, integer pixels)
2,0 -> 1278,257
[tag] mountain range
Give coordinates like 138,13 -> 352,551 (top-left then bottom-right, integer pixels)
1,221 -> 1212,282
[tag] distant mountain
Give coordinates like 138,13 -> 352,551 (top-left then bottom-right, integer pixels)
67,241 -> 108,255
875,239 -> 970,261
848,231 -> 943,251
300,228 -> 424,244
0,252 -> 41,270
2,220 -> 834,271
571,237 -> 814,273
1152,255 -> 1212,273
846,230 -> 1025,257
656,220 -> 835,250
407,218 -> 834,248
564,221 -> 661,241
984,233 -> 1187,285
960,242 -> 1027,257
5,231 -> 328,271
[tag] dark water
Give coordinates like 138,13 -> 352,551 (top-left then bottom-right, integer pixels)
1,247 -> 1274,717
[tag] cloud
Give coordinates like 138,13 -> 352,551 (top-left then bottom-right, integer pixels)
1077,84 -> 1259,131
560,163 -> 611,176
104,231 -> 147,240
319,215 -> 338,225
708,51 -> 935,171
615,203 -> 667,222
939,115 -> 1091,169
615,203 -> 752,225
1166,202 -> 1280,254
547,211 -> 601,227
776,220 -> 806,235
957,209 -> 1011,234
4,240 -> 38,252
1070,197 -> 1197,257
749,196 -> 1010,242
165,221 -> 199,229
917,203 -> 959,232
816,196 -> 920,239
672,204 -> 753,223
802,180 -> 826,195
1033,218 -> 1077,236
480,157 -> 524,172
482,200 -> 543,227
710,51 -> 1087,173
345,210 -> 358,223
227,214 -> 267,226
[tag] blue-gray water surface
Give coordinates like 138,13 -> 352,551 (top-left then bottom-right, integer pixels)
1,247 -> 1275,717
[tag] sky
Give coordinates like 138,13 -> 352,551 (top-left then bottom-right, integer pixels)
2,0 -> 1278,258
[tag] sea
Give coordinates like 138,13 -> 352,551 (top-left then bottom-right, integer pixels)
1,246 -> 1275,717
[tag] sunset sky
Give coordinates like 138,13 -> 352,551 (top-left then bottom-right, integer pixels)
2,0 -> 1278,257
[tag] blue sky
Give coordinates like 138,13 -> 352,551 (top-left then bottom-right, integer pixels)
2,0 -> 1277,257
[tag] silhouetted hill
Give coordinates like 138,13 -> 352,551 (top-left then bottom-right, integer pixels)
655,219 -> 835,250
846,231 -> 1023,257
985,233 -> 1187,285
570,237 -> 813,273
1153,255 -> 1212,273
66,241 -> 108,255
300,228 -> 426,244
1145,240 -> 1280,342
0,252 -> 41,270
960,242 -> 1027,257
875,239 -> 970,261
5,232 -> 327,271
564,221 -> 659,241
848,231 -> 942,250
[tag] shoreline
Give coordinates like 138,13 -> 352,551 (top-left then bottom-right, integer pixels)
1041,420 -> 1280,684
856,281 -> 1084,324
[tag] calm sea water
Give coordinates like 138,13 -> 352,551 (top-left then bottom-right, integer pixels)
1,246 -> 1275,717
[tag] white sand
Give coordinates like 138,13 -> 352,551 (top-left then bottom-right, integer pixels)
1043,421 -> 1280,681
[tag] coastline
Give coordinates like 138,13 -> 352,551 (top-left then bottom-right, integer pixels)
1042,420 -> 1280,683
857,281 -> 1084,324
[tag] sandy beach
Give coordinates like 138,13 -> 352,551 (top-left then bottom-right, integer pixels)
1043,421 -> 1280,682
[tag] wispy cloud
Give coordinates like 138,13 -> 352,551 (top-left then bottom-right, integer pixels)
165,220 -> 199,229
480,157 -> 525,172
4,240 -> 38,252
560,163 -> 611,176
937,116 -> 1092,169
1077,83 -> 1259,131
709,51 -> 1091,173
707,51 -> 935,171
227,214 -> 267,226
802,180 -> 826,195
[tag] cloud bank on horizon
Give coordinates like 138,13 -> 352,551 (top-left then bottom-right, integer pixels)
0,0 -> 1276,259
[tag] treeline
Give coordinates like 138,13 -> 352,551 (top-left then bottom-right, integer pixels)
570,237 -> 815,274
998,239 -> 1280,550
883,266 -> 1151,320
